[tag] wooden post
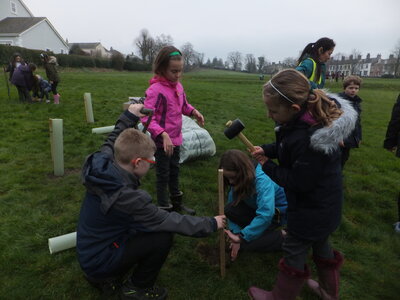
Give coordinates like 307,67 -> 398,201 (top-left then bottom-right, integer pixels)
218,168 -> 225,278
84,93 -> 94,123
49,118 -> 64,176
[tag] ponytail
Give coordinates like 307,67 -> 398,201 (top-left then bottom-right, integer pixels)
297,42 -> 315,65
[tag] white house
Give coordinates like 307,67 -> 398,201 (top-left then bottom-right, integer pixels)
0,0 -> 69,54
68,42 -> 112,58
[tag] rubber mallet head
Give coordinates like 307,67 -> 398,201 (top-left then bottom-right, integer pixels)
224,119 -> 255,151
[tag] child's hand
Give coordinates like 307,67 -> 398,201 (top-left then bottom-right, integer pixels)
161,132 -> 174,156
192,109 -> 205,127
224,229 -> 241,243
128,104 -> 145,117
251,146 -> 268,165
214,215 -> 226,229
229,242 -> 241,261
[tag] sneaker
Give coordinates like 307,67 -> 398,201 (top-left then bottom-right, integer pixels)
158,204 -> 173,212
46,100 -> 51,104
120,281 -> 167,300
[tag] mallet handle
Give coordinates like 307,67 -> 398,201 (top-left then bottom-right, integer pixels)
238,132 -> 255,152
218,169 -> 226,278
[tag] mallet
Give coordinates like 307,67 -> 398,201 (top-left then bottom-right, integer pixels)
224,119 -> 255,152
140,108 -> 154,133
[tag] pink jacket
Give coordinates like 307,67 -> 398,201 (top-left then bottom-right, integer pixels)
142,76 -> 195,147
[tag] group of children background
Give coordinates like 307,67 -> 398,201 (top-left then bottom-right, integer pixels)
73,36 -> 375,300
5,52 -> 60,104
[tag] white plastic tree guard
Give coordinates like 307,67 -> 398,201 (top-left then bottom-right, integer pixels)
84,93 -> 94,123
49,118 -> 64,176
48,232 -> 77,254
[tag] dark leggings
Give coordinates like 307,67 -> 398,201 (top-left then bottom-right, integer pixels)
16,86 -> 31,102
155,147 -> 180,206
225,201 -> 283,252
51,81 -> 59,94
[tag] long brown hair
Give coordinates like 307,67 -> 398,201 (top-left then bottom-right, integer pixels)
264,69 -> 342,127
219,150 -> 255,205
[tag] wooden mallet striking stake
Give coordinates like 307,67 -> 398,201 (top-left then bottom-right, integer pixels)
218,168 -> 226,278
224,119 -> 256,152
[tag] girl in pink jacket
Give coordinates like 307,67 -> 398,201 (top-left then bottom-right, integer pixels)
142,46 -> 204,215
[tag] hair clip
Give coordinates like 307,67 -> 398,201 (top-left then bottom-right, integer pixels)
169,51 -> 181,57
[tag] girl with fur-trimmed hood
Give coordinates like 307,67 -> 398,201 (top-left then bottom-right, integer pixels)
247,69 -> 357,300
40,53 -> 60,104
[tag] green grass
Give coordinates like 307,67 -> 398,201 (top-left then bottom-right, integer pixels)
0,68 -> 399,299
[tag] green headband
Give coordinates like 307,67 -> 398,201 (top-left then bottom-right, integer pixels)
169,51 -> 181,57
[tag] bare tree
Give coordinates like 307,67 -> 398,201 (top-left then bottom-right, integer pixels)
245,54 -> 257,73
392,39 -> 400,78
180,42 -> 196,70
257,56 -> 266,73
153,34 -> 174,57
227,51 -> 242,71
135,29 -> 155,63
349,49 -> 362,75
282,57 -> 297,68
193,51 -> 205,66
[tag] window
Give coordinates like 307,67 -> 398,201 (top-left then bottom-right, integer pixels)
61,49 -> 64,54
0,40 -> 13,45
10,1 -> 17,14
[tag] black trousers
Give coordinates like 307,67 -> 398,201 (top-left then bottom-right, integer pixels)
51,81 -> 59,94
155,147 -> 180,206
111,232 -> 173,288
16,85 -> 31,102
225,201 -> 283,252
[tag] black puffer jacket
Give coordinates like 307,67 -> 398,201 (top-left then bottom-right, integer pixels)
260,94 -> 357,241
384,94 -> 400,157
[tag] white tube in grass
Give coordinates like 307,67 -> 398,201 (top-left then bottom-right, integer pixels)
84,93 -> 94,123
92,125 -> 115,134
48,232 -> 77,254
49,118 -> 64,176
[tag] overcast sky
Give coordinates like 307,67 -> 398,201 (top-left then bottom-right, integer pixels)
24,0 -> 400,62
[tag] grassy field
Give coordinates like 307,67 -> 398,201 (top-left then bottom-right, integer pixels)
0,68 -> 399,299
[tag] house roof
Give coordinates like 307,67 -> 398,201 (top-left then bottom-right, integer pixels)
68,42 -> 101,50
0,17 -> 45,34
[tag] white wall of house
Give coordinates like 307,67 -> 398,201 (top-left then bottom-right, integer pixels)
0,0 -> 33,20
19,20 -> 68,53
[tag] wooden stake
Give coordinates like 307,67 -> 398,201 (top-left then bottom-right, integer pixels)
49,118 -> 64,176
218,168 -> 226,278
84,93 -> 94,123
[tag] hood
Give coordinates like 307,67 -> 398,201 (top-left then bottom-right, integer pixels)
309,92 -> 357,154
48,56 -> 58,65
82,152 -> 138,214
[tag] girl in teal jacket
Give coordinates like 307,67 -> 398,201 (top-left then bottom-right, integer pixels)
220,149 -> 287,261
295,37 -> 335,89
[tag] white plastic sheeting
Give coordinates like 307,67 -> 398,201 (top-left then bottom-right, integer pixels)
179,116 -> 216,163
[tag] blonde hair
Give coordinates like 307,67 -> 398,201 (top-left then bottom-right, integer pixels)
114,128 -> 156,165
264,69 -> 342,126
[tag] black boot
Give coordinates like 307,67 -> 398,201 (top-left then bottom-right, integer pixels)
170,192 -> 196,215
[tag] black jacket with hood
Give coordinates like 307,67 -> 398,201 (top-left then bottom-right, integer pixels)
260,94 -> 357,241
77,110 -> 217,279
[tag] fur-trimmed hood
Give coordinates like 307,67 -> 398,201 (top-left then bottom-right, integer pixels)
309,91 -> 357,154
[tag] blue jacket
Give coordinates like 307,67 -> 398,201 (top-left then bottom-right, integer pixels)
227,164 -> 287,242
296,58 -> 326,89
77,110 -> 217,279
40,78 -> 52,92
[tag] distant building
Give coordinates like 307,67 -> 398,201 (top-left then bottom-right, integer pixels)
326,53 -> 397,77
0,0 -> 69,53
68,42 -> 116,59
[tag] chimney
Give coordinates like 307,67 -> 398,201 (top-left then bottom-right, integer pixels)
349,55 -> 353,60
358,55 -> 362,60
341,56 -> 345,61
367,53 -> 370,59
